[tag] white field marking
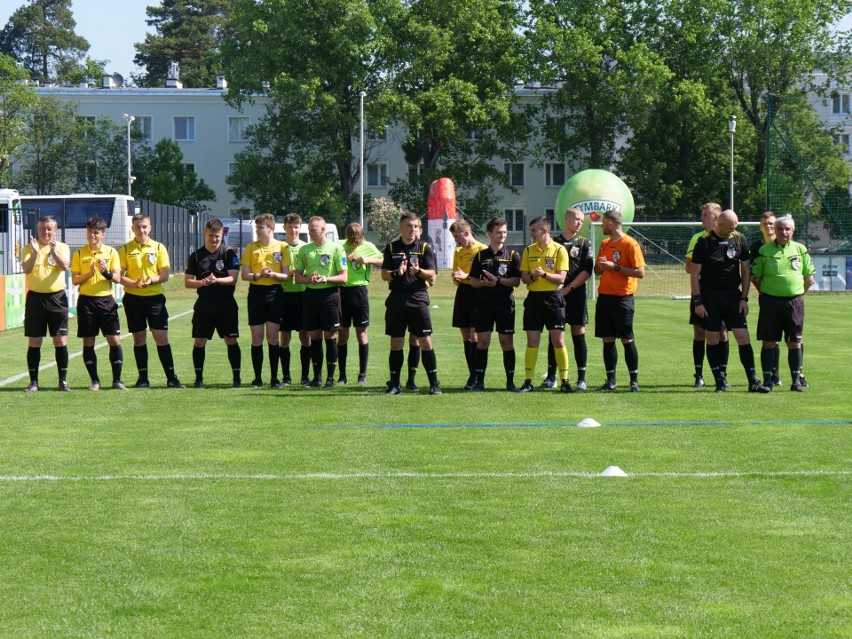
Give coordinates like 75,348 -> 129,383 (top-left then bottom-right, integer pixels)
0,470 -> 849,482
0,310 -> 193,387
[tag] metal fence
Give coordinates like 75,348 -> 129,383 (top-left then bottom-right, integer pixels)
137,200 -> 214,271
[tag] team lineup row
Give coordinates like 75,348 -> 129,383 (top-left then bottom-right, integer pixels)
20,203 -> 814,394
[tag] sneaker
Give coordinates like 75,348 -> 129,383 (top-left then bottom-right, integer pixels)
714,379 -> 726,393
629,381 -> 640,393
463,376 -> 477,391
250,378 -> 263,388
24,381 -> 38,393
770,375 -> 782,387
405,380 -> 420,392
111,381 -> 128,391
429,382 -> 443,395
57,381 -> 71,392
271,379 -> 285,389
304,378 -> 320,388
518,380 -> 534,393
300,375 -> 311,386
336,376 -> 348,386
694,375 -> 705,388
800,376 -> 810,388
506,381 -> 519,392
167,378 -> 186,389
386,383 -> 402,395
194,380 -> 204,389
324,378 -> 335,389
597,381 -> 617,392
790,382 -> 805,392
88,381 -> 101,391
232,378 -> 242,388
539,378 -> 556,389
357,374 -> 367,386
282,374 -> 291,386
749,381 -> 771,393
470,381 -> 485,391
575,380 -> 587,392
560,380 -> 574,393
133,379 -> 150,389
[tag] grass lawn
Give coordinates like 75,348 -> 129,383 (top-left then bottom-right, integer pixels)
0,278 -> 849,638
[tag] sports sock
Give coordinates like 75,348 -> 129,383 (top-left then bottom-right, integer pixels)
706,343 -> 722,381
55,346 -> 69,383
554,344 -> 570,382
693,339 -> 705,377
310,340 -> 323,380
109,345 -> 123,382
464,340 -> 476,378
134,344 -> 149,381
268,343 -> 279,380
422,349 -> 438,386
524,346 -> 539,381
719,339 -> 729,376
738,343 -> 757,382
228,343 -> 241,380
279,346 -> 290,378
358,343 -> 369,376
337,343 -> 348,377
407,344 -> 421,382
300,345 -> 311,379
603,341 -> 617,383
389,349 -> 404,386
503,348 -> 516,384
623,341 -> 639,383
474,348 -> 488,382
788,347 -> 803,385
83,345 -> 99,382
192,346 -> 205,381
251,344 -> 263,380
545,340 -> 556,380
156,344 -> 176,380
773,344 -> 781,378
760,347 -> 775,385
572,334 -> 587,382
27,346 -> 40,383
325,338 -> 338,380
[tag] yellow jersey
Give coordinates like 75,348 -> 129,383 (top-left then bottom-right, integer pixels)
521,240 -> 569,292
452,240 -> 487,287
241,239 -> 290,286
22,241 -> 70,293
119,238 -> 171,297
72,244 -> 120,297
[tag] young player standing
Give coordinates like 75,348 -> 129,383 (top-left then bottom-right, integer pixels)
450,219 -> 486,389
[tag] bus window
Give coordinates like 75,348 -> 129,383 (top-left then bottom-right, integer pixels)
65,198 -> 115,227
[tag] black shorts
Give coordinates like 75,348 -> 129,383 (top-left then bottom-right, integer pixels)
595,294 -> 635,340
192,297 -> 239,340
76,295 -> 121,338
385,291 -> 433,338
757,294 -> 804,344
523,290 -> 565,332
452,284 -> 478,328
701,288 -> 747,332
303,287 -> 342,332
340,285 -> 370,328
123,293 -> 169,333
281,292 -> 305,332
24,290 -> 68,337
564,288 -> 588,326
247,284 -> 284,326
474,300 -> 515,335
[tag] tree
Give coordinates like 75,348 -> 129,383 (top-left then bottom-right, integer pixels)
74,116 -> 141,194
0,0 -> 90,84
133,0 -> 230,88
0,53 -> 38,186
367,196 -> 404,246
133,138 -> 216,211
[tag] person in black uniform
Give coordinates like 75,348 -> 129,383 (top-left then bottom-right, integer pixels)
542,207 -> 594,391
185,218 -> 242,388
381,212 -> 442,395
690,210 -> 769,393
468,217 -> 521,390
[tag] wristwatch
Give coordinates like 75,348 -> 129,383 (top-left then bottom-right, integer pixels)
614,264 -> 621,272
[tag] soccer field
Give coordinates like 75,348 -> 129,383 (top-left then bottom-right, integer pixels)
0,281 -> 849,638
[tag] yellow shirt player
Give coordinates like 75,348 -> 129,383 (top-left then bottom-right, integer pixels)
450,219 -> 487,389
71,216 -> 127,391
519,215 -> 572,393
21,215 -> 71,392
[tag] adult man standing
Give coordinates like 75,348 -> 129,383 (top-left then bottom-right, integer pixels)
468,217 -> 521,391
71,217 -> 126,391
685,202 -> 729,388
543,207 -> 594,391
690,210 -> 770,393
450,219 -> 487,389
21,216 -> 71,392
519,216 -> 572,393
751,215 -> 815,392
240,213 -> 290,388
594,209 -> 645,392
382,212 -> 442,395
278,213 -> 311,386
119,213 -> 184,388
185,218 -> 242,388
293,216 -> 348,388
338,222 -> 383,385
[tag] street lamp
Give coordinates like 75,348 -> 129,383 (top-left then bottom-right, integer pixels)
359,91 -> 366,228
123,113 -> 135,196
728,115 -> 736,210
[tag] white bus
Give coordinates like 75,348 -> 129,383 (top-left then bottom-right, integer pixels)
19,193 -> 136,251
0,188 -> 26,275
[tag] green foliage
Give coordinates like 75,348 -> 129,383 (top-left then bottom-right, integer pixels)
133,0 -> 230,88
0,0 -> 89,84
0,52 -> 37,185
134,138 -> 216,211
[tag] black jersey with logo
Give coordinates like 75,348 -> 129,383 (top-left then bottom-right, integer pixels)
692,230 -> 749,290
552,232 -> 594,285
469,245 -> 521,302
186,244 -> 240,300
382,238 -> 436,294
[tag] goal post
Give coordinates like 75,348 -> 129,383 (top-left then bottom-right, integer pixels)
588,221 -> 761,299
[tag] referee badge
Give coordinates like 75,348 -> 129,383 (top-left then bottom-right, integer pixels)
147,253 -> 157,265
215,259 -> 224,271
498,264 -> 508,276
409,253 -> 419,266
47,253 -> 56,266
570,246 -> 580,258
320,254 -> 330,267
790,256 -> 801,271
545,258 -> 555,270
727,246 -> 737,259
613,250 -> 621,262
273,251 -> 283,264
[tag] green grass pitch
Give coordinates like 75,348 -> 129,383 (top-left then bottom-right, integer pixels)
0,279 -> 849,638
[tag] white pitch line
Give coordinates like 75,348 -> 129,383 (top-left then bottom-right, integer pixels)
0,470 -> 849,482
0,309 -> 193,387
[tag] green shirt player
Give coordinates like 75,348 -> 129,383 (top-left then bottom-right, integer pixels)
293,216 -> 348,388
338,222 -> 383,385
278,213 -> 311,386
751,215 -> 815,392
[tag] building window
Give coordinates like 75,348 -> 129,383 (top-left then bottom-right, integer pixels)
135,116 -> 152,142
544,208 -> 556,228
467,129 -> 483,141
832,94 -> 850,115
174,116 -> 196,141
367,163 -> 388,187
504,208 -> 525,232
545,163 -> 566,187
229,116 -> 250,141
183,163 -> 196,173
504,163 -> 525,187
228,162 -> 237,176
835,134 -> 850,154
367,128 -> 387,141
545,116 -> 565,140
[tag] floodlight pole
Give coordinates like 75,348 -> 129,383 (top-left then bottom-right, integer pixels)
123,113 -> 135,196
359,91 -> 366,228
728,115 -> 736,210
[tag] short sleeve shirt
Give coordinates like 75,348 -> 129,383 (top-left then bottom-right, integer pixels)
752,240 -> 815,297
119,239 -> 170,297
295,241 -> 347,289
597,234 -> 645,296
552,232 -> 594,285
686,230 -> 707,260
382,238 -> 436,295
469,245 -> 521,303
72,244 -> 120,297
692,230 -> 749,290
342,240 -> 383,287
520,240 -> 569,292
186,244 -> 240,300
22,241 -> 71,293
281,240 -> 307,293
241,240 -> 289,286
452,241 -> 487,287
